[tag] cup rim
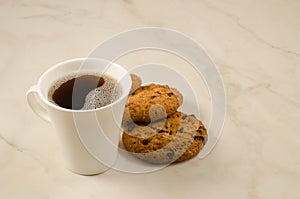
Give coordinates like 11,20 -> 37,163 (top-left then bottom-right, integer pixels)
36,57 -> 131,113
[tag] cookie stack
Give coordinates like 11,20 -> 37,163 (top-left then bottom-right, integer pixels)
122,76 -> 208,164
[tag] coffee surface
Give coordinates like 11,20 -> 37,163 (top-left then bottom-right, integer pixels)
49,74 -> 121,110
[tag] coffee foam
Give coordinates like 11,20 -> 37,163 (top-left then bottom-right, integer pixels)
81,75 -> 122,110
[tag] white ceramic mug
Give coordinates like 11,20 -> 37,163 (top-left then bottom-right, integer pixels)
26,58 -> 131,175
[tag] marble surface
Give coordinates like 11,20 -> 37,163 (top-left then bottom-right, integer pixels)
1,0 -> 300,198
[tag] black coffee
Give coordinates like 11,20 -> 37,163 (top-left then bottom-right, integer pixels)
49,74 -> 121,110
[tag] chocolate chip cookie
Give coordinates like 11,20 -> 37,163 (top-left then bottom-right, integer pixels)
127,84 -> 183,123
122,111 -> 207,164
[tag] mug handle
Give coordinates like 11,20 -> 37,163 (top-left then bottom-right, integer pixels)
26,85 -> 51,123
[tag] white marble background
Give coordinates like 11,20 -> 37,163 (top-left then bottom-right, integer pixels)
0,0 -> 299,198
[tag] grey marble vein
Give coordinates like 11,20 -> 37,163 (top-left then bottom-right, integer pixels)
0,134 -> 23,152
201,0 -> 300,58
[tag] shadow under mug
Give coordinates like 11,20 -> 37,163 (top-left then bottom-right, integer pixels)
26,58 -> 132,175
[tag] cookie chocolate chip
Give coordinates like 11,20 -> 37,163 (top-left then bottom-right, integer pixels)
127,84 -> 183,123
122,111 -> 207,164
